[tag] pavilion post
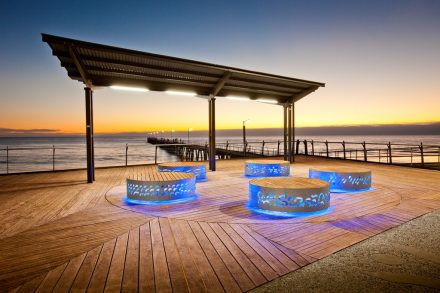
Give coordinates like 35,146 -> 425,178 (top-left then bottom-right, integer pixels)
291,102 -> 295,162
287,104 -> 292,163
208,96 -> 216,171
283,104 -> 288,160
85,87 -> 94,183
91,89 -> 95,181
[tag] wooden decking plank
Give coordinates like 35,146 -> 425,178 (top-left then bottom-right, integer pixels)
87,238 -> 117,292
198,222 -> 255,291
270,241 -> 313,267
219,223 -> 279,280
104,232 -> 129,292
16,274 -> 46,293
230,224 -> 291,275
239,224 -> 299,271
209,222 -> 267,286
70,245 -> 103,292
167,218 -> 207,293
306,232 -> 367,259
52,252 -> 87,292
139,222 -> 155,293
158,217 -> 189,293
175,219 -> 225,293
188,221 -> 242,293
150,218 -> 172,293
121,227 -> 140,292
34,263 -> 67,293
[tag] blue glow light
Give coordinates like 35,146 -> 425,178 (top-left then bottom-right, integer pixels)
331,187 -> 375,194
245,162 -> 290,177
124,194 -> 199,205
247,204 -> 332,218
309,169 -> 371,192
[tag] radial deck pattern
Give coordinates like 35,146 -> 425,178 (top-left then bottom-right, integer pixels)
1,157 -> 440,292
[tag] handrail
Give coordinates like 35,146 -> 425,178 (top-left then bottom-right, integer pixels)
1,137 -> 439,174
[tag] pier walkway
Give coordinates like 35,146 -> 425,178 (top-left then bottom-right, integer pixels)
0,157 -> 440,292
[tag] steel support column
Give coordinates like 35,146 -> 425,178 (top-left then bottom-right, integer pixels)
85,87 -> 94,183
208,96 -> 216,171
287,104 -> 293,163
283,104 -> 288,160
91,89 -> 95,181
291,102 -> 295,163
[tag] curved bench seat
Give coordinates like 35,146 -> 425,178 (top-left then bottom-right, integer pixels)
126,172 -> 196,204
309,166 -> 372,192
248,177 -> 330,215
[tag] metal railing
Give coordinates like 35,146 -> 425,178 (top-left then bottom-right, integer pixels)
1,138 -> 439,174
0,144 -> 172,174
295,140 -> 440,169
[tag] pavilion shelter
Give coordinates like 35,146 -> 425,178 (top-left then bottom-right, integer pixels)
42,34 -> 325,183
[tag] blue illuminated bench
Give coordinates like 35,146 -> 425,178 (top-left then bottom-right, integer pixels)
158,162 -> 207,181
126,172 -> 196,204
244,159 -> 290,177
248,177 -> 330,216
309,166 -> 372,192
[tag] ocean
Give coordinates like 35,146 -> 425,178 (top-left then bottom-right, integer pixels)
0,134 -> 439,174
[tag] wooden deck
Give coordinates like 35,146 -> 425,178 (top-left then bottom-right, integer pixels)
1,156 -> 440,292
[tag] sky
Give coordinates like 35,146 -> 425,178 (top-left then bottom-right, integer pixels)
0,0 -> 439,134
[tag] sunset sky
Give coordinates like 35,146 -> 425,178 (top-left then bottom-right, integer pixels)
1,1 -> 439,134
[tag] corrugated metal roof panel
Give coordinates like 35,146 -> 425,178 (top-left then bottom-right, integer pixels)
42,33 -> 324,104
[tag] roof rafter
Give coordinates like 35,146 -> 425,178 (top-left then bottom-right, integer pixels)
43,33 -> 324,105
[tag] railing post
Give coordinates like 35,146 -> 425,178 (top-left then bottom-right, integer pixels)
277,140 -> 280,156
6,146 -> 9,174
420,142 -> 424,167
52,145 -> 55,171
303,140 -> 308,155
295,139 -> 300,155
226,140 -> 229,151
125,143 -> 128,166
388,142 -> 392,164
311,140 -> 315,156
261,141 -> 265,156
155,145 -> 158,164
325,140 -> 329,157
362,141 -> 367,161
342,141 -> 346,160
438,147 -> 440,168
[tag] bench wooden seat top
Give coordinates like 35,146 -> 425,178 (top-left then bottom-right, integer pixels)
158,162 -> 206,168
250,177 -> 329,189
128,171 -> 194,182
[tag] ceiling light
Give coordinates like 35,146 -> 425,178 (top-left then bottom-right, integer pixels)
165,90 -> 197,96
258,98 -> 278,104
110,85 -> 149,92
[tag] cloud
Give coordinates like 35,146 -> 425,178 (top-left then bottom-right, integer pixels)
0,128 -> 62,135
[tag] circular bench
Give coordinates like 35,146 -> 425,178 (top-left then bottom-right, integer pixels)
244,160 -> 290,177
309,166 -> 372,192
158,162 -> 207,181
248,177 -> 330,215
126,172 -> 196,204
